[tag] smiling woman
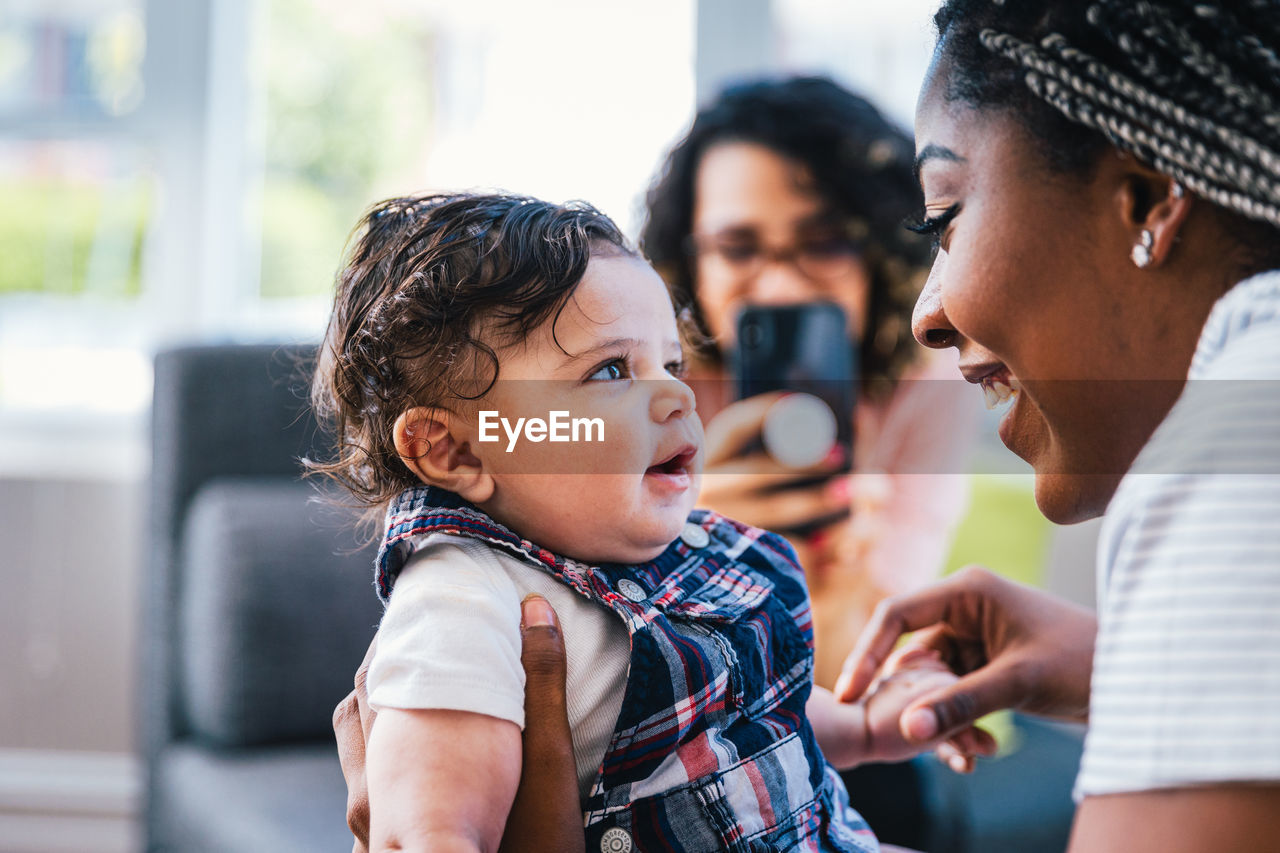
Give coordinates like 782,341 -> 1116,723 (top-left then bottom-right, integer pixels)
835,2 -> 1280,851
909,0 -> 1280,524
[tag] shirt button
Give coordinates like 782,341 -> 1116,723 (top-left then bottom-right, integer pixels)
680,522 -> 710,549
616,578 -> 647,602
600,827 -> 633,853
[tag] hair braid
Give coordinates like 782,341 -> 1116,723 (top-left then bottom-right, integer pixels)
1027,72 -> 1280,227
1077,4 -> 1280,173
1058,31 -> 1280,201
1212,1 -> 1280,88
938,0 -> 1280,232
1090,2 -> 1280,132
980,30 -> 1280,212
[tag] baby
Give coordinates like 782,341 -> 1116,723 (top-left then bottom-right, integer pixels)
311,192 -> 963,852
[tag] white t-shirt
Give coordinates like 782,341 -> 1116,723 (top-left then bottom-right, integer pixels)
367,533 -> 631,798
1076,270 -> 1280,798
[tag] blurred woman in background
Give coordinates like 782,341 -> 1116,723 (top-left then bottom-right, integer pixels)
642,77 -> 978,687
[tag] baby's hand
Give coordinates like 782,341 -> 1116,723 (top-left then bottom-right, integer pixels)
861,645 -> 995,769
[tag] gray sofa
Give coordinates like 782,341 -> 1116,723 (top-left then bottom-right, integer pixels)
142,343 -> 1081,852
143,344 -> 380,852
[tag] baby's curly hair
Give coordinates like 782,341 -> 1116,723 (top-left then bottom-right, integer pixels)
308,192 -> 633,513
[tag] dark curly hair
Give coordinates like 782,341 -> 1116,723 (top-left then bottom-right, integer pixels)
308,192 -> 633,512
931,0 -> 1280,267
640,76 -> 933,393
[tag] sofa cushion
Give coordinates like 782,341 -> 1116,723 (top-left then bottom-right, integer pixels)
152,742 -> 351,852
179,478 -> 381,746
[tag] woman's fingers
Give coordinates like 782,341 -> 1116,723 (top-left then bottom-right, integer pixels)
838,568 -> 1097,733
699,392 -> 849,532
948,724 -> 999,758
833,570 -> 996,702
499,595 -> 584,853
336,634 -> 379,852
355,633 -> 378,744
333,689 -> 370,853
898,655 -> 1035,744
702,450 -> 842,482
700,456 -> 848,531
700,478 -> 840,532
703,392 -> 786,465
933,724 -> 998,775
934,740 -> 976,774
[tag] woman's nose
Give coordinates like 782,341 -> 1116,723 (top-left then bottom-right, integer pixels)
651,376 -> 697,423
911,261 -> 958,349
748,259 -> 819,305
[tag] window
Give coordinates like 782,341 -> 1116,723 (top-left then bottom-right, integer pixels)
775,0 -> 939,129
1,0 -> 696,477
0,2 -> 153,476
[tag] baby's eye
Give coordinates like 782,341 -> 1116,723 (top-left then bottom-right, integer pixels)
588,359 -> 628,381
665,359 -> 688,379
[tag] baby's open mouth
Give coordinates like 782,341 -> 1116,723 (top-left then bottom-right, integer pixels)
646,446 -> 696,476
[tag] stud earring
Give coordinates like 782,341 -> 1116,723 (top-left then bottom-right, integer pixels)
1131,230 -> 1154,268
1171,182 -> 1185,199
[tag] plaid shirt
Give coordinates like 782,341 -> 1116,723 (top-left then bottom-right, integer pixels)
376,486 -> 878,853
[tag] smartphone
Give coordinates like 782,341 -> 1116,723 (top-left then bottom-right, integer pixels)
731,302 -> 857,458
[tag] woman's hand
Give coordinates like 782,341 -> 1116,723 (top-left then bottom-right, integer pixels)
834,567 -> 1097,744
699,393 -> 849,539
334,635 -> 377,852
332,595 -> 583,853
499,596 -> 583,853
809,646 -> 996,773
860,646 -> 997,770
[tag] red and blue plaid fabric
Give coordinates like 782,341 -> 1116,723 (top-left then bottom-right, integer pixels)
376,486 -> 879,853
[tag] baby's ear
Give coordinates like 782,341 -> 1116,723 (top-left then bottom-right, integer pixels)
392,407 -> 494,503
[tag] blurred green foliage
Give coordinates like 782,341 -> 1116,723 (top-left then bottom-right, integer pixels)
258,179 -> 352,299
1,0 -> 430,302
945,474 -> 1053,588
0,177 -> 148,296
258,0 -> 431,299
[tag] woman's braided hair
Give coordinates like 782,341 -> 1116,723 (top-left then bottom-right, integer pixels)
934,0 -> 1280,260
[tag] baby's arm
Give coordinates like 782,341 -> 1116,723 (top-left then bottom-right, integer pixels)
367,707 -> 522,853
809,647 -> 994,770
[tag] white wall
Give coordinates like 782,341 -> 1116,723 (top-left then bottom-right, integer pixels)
0,476 -> 143,851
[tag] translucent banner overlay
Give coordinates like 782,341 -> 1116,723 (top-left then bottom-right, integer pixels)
339,378 -> 1280,477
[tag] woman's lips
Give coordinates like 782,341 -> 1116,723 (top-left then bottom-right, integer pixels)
979,368 -> 1021,411
960,362 -> 1022,411
960,362 -> 1026,451
996,383 -> 1026,452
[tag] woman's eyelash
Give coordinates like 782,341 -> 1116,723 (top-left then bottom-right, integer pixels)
904,203 -> 961,238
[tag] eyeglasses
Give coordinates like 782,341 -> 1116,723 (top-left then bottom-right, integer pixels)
688,230 -> 863,283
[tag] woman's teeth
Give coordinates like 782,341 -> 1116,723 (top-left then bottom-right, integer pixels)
981,377 -> 1021,411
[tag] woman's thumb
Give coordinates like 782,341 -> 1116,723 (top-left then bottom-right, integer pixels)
900,663 -> 1021,743
520,595 -> 568,690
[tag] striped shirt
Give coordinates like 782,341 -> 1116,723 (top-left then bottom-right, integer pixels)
1076,269 -> 1280,798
